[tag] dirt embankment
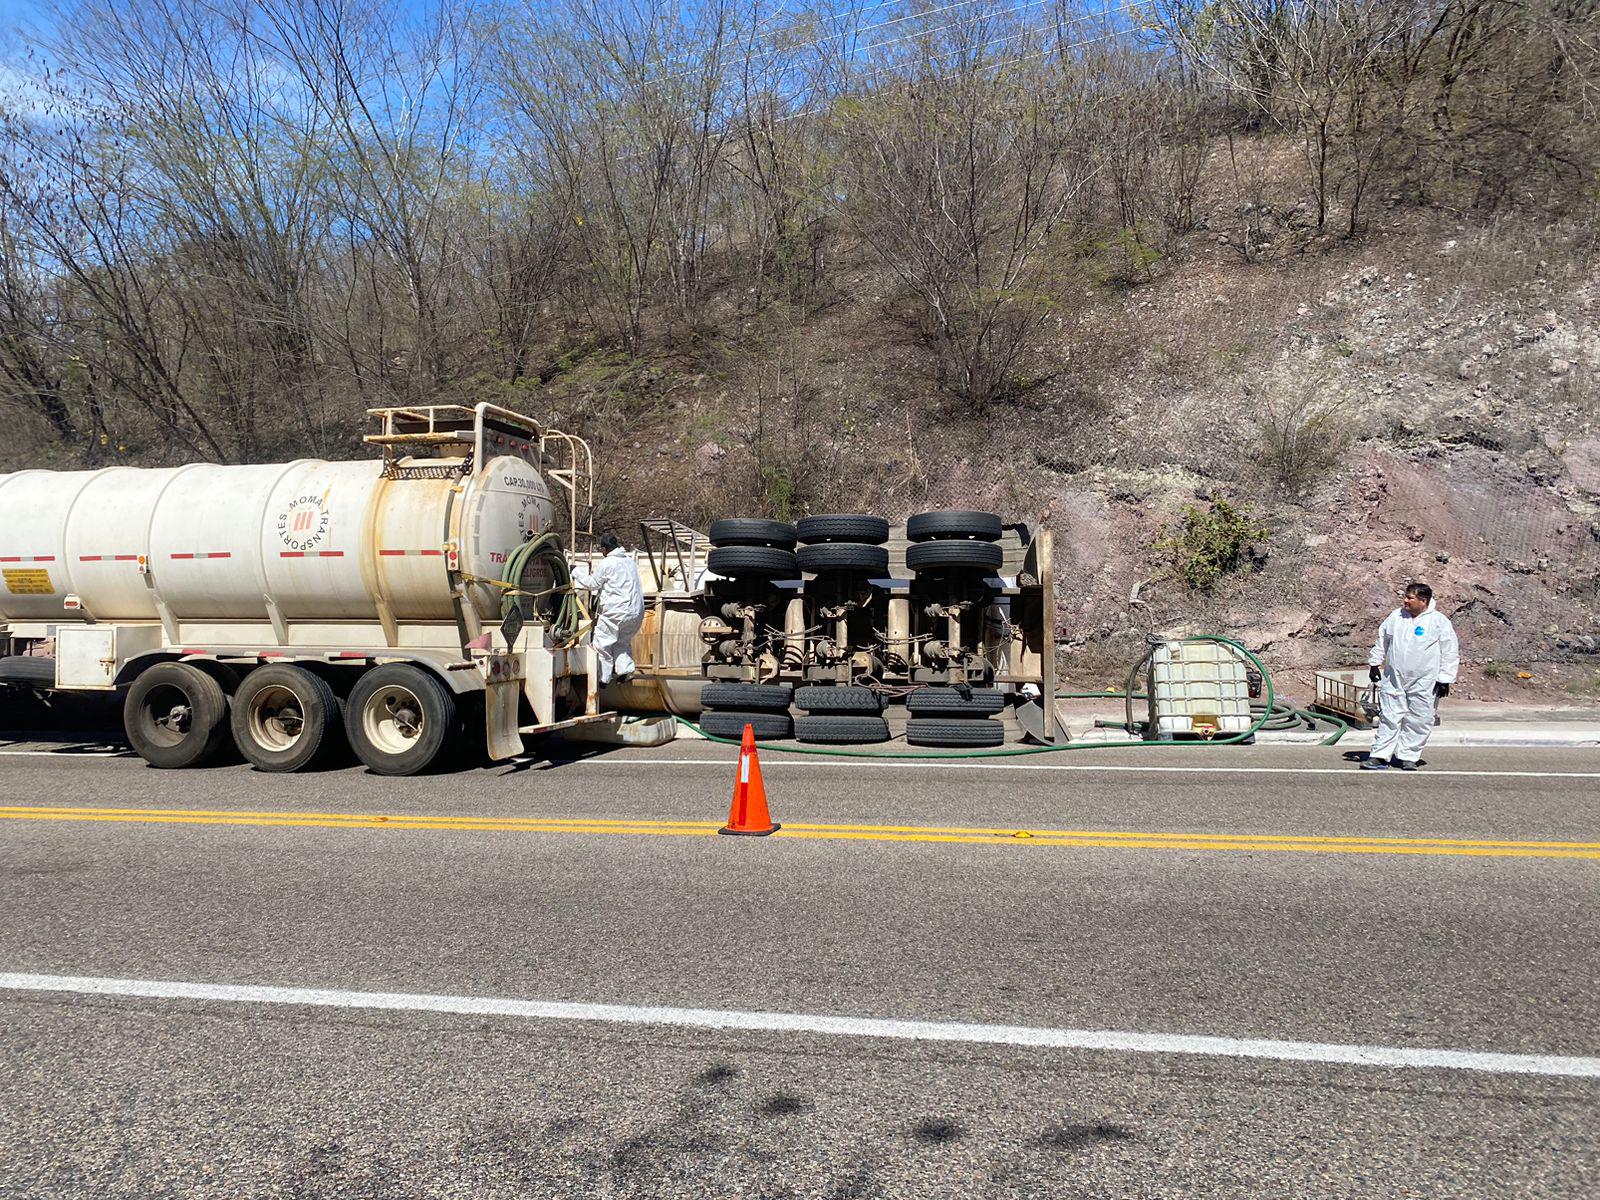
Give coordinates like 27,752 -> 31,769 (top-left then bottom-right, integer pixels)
596,201 -> 1599,703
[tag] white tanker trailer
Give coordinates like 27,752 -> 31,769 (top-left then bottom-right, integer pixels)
0,404 -> 610,774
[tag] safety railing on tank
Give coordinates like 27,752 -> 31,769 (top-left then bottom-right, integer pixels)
364,404 -> 592,546
540,427 -> 595,549
364,405 -> 481,478
638,518 -> 710,595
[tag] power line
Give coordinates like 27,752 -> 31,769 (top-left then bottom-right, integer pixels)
858,0 -> 1051,55
600,2 -> 1145,159
640,0 -> 906,87
639,0 -> 1135,94
769,12 -> 1144,126
837,1 -> 1142,86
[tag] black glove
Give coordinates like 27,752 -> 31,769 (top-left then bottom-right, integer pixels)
1434,681 -> 1450,698
1369,665 -> 1382,683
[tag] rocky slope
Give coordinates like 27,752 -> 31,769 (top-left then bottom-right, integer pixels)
598,203 -> 1599,703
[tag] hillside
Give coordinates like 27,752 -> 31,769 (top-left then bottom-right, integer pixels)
2,0 -> 1596,701
565,186 -> 1600,702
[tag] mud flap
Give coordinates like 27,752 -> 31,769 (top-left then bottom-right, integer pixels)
1015,697 -> 1069,745
486,652 -> 526,761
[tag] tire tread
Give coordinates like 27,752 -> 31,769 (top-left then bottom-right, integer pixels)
905,717 -> 1005,747
795,685 -> 883,713
701,682 -> 792,712
793,714 -> 891,744
698,710 -> 793,740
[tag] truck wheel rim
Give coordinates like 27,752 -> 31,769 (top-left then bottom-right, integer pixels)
143,684 -> 193,748
364,685 -> 424,755
248,684 -> 305,753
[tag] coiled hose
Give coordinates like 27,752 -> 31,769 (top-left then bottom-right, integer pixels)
1063,686 -> 1348,745
501,532 -> 583,646
676,635 -> 1345,758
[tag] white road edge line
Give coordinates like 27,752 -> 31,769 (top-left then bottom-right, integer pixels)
0,750 -> 123,758
533,758 -> 1600,780
2,748 -> 1599,779
3,972 -> 1597,1080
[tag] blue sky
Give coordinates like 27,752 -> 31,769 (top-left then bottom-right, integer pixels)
1,0 -> 57,104
1,1 -> 1147,110
1,0 -> 55,47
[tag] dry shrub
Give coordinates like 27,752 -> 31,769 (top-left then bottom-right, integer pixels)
1256,376 -> 1354,495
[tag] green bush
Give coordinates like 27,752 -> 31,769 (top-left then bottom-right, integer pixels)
760,466 -> 797,522
1155,497 -> 1270,591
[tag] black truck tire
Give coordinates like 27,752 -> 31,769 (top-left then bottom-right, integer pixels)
906,540 -> 1004,572
345,664 -> 457,776
709,518 -> 799,549
796,514 -> 890,545
906,510 -> 1003,542
905,717 -> 1006,747
797,543 -> 890,574
124,661 -> 232,769
906,687 -> 1007,717
0,656 -> 55,687
701,682 -> 793,712
795,685 -> 883,714
706,545 -> 800,578
231,664 -> 343,773
698,710 -> 793,740
794,714 -> 891,744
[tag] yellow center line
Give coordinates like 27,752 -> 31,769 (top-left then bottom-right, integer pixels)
768,829 -> 1600,857
0,812 -> 713,832
7,806 -> 1594,851
1,806 -> 1596,859
0,811 -> 718,836
777,821 -> 1600,850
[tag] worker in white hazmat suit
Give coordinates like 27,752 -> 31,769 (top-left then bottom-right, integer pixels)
570,533 -> 645,686
1360,581 -> 1459,771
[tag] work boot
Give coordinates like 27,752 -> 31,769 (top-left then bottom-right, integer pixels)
1395,759 -> 1417,771
1359,757 -> 1390,771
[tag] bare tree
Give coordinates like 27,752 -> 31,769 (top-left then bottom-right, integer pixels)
493,0 -> 739,348
838,16 -> 1097,408
0,0 -> 1594,482
260,0 -> 487,404
0,200 -> 82,445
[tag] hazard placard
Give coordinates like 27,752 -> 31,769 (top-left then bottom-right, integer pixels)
3,568 -> 54,595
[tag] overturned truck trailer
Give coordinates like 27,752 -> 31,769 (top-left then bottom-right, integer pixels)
0,404 -> 608,774
605,515 -> 1062,747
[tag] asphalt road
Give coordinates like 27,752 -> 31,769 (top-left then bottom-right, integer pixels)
2,736 -> 1598,1198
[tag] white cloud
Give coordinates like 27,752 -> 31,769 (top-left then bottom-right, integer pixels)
0,59 -> 43,104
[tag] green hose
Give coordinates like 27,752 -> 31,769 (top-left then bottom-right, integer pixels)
1058,684 -> 1349,747
501,532 -> 582,645
675,635 -> 1345,757
1255,702 -> 1351,742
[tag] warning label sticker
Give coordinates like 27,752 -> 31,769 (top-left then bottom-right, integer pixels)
3,568 -> 54,595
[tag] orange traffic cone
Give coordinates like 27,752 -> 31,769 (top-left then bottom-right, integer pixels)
719,723 -> 780,836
